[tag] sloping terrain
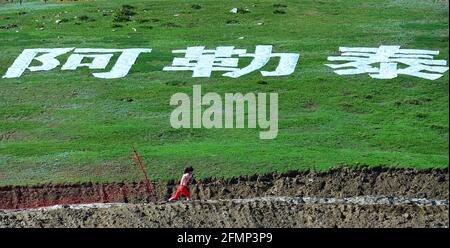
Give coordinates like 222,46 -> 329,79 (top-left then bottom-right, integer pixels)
0,0 -> 448,228
0,0 -> 448,185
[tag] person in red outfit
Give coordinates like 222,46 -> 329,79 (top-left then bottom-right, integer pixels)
169,166 -> 194,201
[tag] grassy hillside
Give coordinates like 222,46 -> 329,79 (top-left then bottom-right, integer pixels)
0,0 -> 448,186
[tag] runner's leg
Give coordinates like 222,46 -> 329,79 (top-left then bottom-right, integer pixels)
181,186 -> 190,200
169,186 -> 183,201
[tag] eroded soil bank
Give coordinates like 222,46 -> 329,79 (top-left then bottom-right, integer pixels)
0,168 -> 448,227
1,167 -> 448,210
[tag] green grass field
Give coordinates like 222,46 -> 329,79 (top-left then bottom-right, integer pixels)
0,0 -> 448,186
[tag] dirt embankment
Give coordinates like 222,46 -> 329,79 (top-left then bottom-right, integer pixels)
0,197 -> 447,228
1,167 -> 448,210
188,167 -> 449,200
0,168 -> 448,228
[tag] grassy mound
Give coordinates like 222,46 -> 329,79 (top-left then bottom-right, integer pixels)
0,0 -> 448,185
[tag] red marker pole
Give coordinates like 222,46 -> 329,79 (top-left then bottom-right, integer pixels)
131,146 -> 157,204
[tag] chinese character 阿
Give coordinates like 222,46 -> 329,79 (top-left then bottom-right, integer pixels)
325,45 -> 449,80
2,48 -> 151,79
163,45 -> 299,78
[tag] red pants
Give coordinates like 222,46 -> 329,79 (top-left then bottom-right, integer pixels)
169,186 -> 190,201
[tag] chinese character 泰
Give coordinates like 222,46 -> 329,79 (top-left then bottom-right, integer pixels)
325,45 -> 449,80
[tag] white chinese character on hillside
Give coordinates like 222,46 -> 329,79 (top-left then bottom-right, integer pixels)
2,48 -> 151,79
325,45 -> 449,80
163,45 -> 299,78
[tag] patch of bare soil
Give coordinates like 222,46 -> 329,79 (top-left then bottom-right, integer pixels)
0,168 -> 447,227
0,24 -> 18,30
188,167 -> 449,200
0,196 -> 447,228
1,167 -> 448,210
